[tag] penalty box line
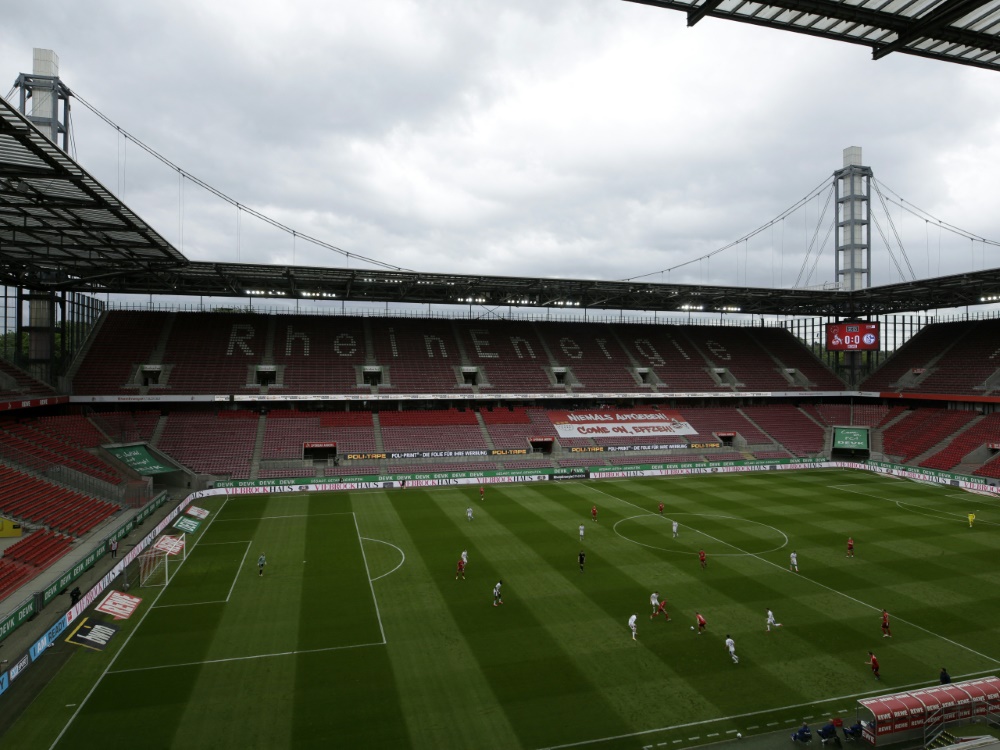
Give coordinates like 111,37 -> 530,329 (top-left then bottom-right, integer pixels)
585,484 -> 1000,668
151,540 -> 253,609
50,497 -> 232,750
106,640 -> 386,675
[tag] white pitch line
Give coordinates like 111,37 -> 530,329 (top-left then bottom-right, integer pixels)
152,600 -> 227,609
212,511 -> 355,522
107,640 -> 386,675
362,537 -> 406,582
587,484 -> 1000,667
198,540 -> 254,545
227,541 -> 253,602
353,513 -> 387,645
50,497 -> 230,750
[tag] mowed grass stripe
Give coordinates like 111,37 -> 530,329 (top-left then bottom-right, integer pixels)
51,498 -> 251,749
573,480 -> 991,699
290,492 -> 411,748
350,490 -> 523,750
163,493 -> 315,748
395,487 -> 635,749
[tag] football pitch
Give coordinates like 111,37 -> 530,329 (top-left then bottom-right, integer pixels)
6,468 -> 1000,749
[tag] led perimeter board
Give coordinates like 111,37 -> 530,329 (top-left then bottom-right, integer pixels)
826,322 -> 880,351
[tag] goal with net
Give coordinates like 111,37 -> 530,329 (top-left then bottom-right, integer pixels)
138,533 -> 187,587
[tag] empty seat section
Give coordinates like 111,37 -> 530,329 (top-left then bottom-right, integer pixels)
861,322 -> 971,392
157,411 -> 258,478
74,310 -> 168,394
161,313 -> 266,394
0,359 -> 56,399
533,322 -> 640,391
616,324 -> 718,391
920,413 -> 1000,471
0,464 -> 118,536
380,409 -> 487,452
454,320 -> 555,392
89,410 -> 161,443
916,320 -> 1000,395
261,410 -> 376,459
679,407 -> 771,445
741,405 -> 825,456
370,319 -> 461,393
882,408 -> 978,463
749,328 -> 845,390
684,326 -> 794,391
273,315 -> 367,394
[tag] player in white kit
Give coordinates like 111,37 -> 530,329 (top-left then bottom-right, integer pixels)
628,613 -> 638,640
725,634 -> 739,663
766,608 -> 782,631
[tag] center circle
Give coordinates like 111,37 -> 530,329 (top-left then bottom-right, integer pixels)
612,512 -> 788,556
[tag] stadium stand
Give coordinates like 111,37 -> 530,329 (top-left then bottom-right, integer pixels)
533,322 -> 642,391
747,328 -> 844,389
682,325 -> 799,391
380,409 -> 488,452
157,411 -> 258,478
741,405 -> 825,456
3,528 -> 74,569
0,464 -> 119,536
615,324 -> 720,391
455,320 -> 556,392
920,412 -> 1000,471
680,407 -> 771,445
272,315 -> 368,394
161,312 -> 265,394
89,410 -> 161,443
371,318 -> 463,393
913,319 -> 1000,394
0,559 -> 34,601
861,321 -> 972,393
0,420 -> 121,485
72,310 -> 167,394
0,358 -> 56,399
881,408 -> 979,463
261,410 -> 376,459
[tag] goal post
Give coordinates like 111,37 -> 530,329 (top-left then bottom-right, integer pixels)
138,533 -> 187,587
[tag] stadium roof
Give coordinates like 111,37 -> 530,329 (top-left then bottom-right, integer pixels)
0,93 -> 187,289
625,0 -> 1000,73
4,84 -> 1000,318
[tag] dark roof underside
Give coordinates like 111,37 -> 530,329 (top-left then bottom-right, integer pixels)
4,79 -> 1000,317
625,0 -> 1000,73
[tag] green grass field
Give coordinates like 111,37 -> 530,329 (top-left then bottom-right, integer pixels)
5,468 -> 1000,750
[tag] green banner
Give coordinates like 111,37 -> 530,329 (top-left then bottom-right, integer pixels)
106,444 -> 176,475
834,427 -> 869,450
0,599 -> 35,644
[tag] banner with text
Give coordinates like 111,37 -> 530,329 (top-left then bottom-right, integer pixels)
548,409 -> 697,439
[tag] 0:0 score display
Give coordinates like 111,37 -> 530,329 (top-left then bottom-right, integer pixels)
825,322 -> 880,351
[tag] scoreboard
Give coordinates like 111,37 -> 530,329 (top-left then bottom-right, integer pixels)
826,322 -> 880,351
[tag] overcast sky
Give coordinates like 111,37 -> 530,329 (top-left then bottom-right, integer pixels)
3,0 -> 999,302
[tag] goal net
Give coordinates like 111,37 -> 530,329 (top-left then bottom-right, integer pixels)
138,533 -> 187,587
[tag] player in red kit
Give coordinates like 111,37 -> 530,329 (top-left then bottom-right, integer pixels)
658,502 -> 664,515
847,537 -> 855,558
655,599 -> 670,621
591,505 -> 598,522
699,549 -> 707,569
867,651 -> 880,679
695,612 -> 707,634
881,609 -> 892,638
480,485 -> 485,501
456,558 -> 466,580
